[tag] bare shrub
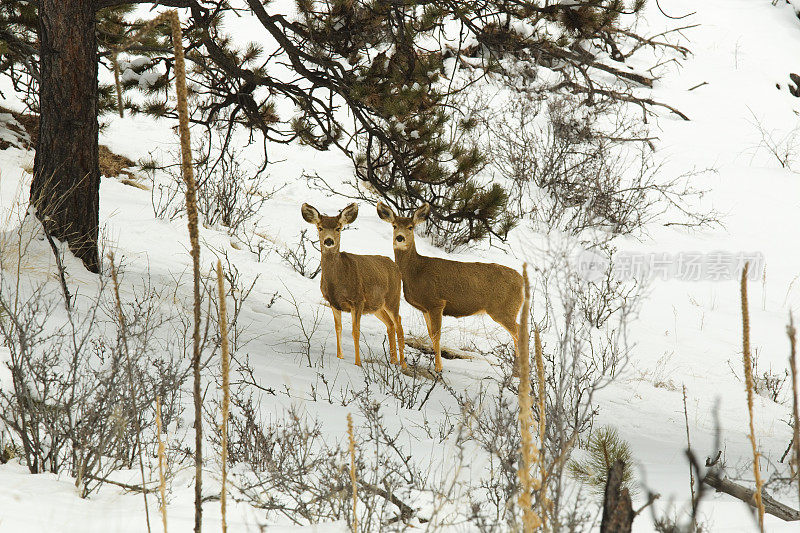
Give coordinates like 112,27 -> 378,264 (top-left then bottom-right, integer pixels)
0,261 -> 190,497
280,229 -> 321,279
237,228 -> 274,263
146,135 -> 277,235
485,92 -> 717,238
280,287 -> 325,367
747,108 -> 800,171
209,246 -> 271,351
755,367 -> 789,403
360,346 -> 440,410
727,349 -> 789,403
221,392 -> 439,530
304,371 -> 364,407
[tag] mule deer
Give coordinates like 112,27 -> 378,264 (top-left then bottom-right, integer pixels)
301,202 -> 405,367
376,201 -> 524,373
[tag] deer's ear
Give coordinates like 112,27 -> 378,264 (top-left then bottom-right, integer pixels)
339,203 -> 358,225
413,203 -> 431,225
301,203 -> 320,224
376,201 -> 396,223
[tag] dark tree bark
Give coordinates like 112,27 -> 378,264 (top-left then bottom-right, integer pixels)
601,460 -> 635,533
31,0 -> 100,273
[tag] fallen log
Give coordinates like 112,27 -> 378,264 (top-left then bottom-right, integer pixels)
703,471 -> 800,522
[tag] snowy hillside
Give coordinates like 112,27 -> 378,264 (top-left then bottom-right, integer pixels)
1,0 -> 800,532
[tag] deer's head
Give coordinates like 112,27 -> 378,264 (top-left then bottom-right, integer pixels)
301,202 -> 358,254
376,201 -> 430,251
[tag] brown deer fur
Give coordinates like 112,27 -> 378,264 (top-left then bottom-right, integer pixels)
376,201 -> 524,373
302,202 -> 405,367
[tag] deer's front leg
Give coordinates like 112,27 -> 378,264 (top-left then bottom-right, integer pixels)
429,307 -> 444,373
332,307 -> 343,359
351,302 -> 363,366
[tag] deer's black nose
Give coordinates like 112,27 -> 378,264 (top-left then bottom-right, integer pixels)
395,235 -> 405,243
324,238 -> 335,247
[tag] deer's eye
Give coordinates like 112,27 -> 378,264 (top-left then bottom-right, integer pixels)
407,226 -> 413,230
335,228 -> 341,232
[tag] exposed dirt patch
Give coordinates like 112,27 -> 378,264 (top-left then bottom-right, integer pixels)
0,106 -> 137,179
98,145 -> 135,178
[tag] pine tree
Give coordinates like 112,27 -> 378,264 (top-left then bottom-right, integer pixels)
1,0 -> 675,268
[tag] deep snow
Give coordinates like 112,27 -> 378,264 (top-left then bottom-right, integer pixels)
2,0 -> 800,531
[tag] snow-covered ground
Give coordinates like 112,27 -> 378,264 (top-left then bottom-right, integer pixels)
2,0 -> 800,531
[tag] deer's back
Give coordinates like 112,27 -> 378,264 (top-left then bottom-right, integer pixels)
401,256 -> 523,318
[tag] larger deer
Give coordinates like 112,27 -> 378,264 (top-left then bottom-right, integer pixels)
377,202 -> 524,373
301,202 -> 405,367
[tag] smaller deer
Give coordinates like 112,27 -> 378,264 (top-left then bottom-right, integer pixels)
301,202 -> 405,367
377,201 -> 524,373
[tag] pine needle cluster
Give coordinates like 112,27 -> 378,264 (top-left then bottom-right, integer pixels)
567,426 -> 636,496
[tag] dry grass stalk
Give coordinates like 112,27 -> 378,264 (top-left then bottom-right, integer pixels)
517,264 -> 542,532
741,263 -> 765,532
347,413 -> 357,533
156,395 -> 168,533
788,313 -> 800,509
160,11 -> 205,533
108,252 -> 152,533
533,323 -> 550,528
216,261 -> 231,533
109,14 -> 201,530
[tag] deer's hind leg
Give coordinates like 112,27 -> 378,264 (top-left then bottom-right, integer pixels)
493,312 -> 521,377
376,308 -> 398,365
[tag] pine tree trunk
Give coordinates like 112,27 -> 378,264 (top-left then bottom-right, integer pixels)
600,460 -> 635,533
31,0 -> 100,273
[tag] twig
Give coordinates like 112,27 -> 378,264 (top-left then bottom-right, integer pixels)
787,313 -> 799,509
655,0 -> 695,20
84,473 -> 157,494
633,493 -> 660,517
683,384 -> 696,526
156,396 -> 168,533
109,253 -> 152,533
362,481 -> 420,524
41,223 -> 71,311
558,81 -> 690,121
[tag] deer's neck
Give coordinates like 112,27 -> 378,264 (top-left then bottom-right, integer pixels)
321,249 -> 344,275
320,248 -> 342,267
394,245 -> 424,275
